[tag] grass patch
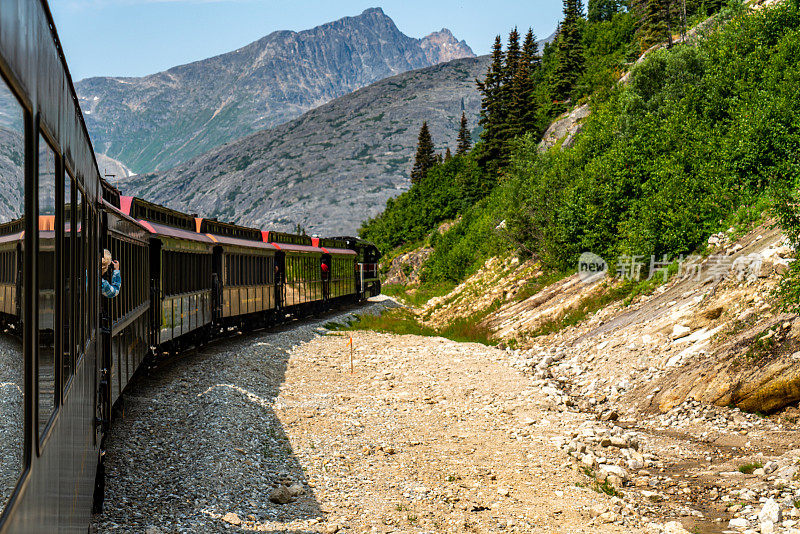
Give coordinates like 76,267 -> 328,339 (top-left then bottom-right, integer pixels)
381,282 -> 455,307
330,308 -> 496,345
738,461 -> 763,474
744,327 -> 779,362
580,466 -> 623,497
513,270 -> 568,302
528,282 -> 631,338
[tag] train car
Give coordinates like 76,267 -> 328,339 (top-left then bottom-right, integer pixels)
263,231 -> 326,314
311,237 -> 357,303
0,220 -> 23,324
119,197 -> 215,353
0,0 -> 105,530
198,218 -> 279,328
331,236 -> 382,300
100,200 -> 152,408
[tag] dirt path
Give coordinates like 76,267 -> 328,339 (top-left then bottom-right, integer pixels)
275,330 -> 644,534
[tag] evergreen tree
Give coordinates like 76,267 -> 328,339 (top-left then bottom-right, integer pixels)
588,0 -> 622,21
551,0 -> 585,102
444,147 -> 453,161
509,28 -> 541,136
410,121 -> 436,184
502,28 -> 524,141
457,112 -> 472,154
476,36 -> 506,168
632,0 -> 679,50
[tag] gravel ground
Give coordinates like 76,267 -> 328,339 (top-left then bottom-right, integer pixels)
0,332 -> 23,511
92,298 -> 646,534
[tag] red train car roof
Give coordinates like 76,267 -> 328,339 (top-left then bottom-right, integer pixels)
204,233 -> 278,250
137,220 -> 215,243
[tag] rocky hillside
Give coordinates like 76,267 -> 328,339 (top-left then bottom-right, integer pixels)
95,153 -> 133,180
77,8 -> 473,174
115,55 -> 490,236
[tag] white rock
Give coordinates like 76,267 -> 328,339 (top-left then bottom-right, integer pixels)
728,517 -> 750,531
671,325 -> 691,340
759,498 -> 781,524
599,464 -> 628,481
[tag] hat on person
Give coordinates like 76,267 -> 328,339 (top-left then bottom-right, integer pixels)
101,249 -> 112,273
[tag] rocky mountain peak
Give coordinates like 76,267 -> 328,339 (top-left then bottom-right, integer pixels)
420,28 -> 475,64
76,8 -> 475,174
361,7 -> 386,15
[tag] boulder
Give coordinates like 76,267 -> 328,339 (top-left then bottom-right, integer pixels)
269,485 -> 296,504
758,498 -> 781,524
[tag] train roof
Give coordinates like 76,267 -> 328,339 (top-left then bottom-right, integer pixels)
120,196 -> 197,232
136,219 -> 215,244
197,218 -> 263,242
205,233 -> 278,251
101,199 -> 156,233
310,237 -> 356,256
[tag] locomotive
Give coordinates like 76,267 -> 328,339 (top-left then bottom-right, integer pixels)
0,1 -> 381,532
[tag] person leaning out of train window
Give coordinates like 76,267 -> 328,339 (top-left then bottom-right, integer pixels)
101,249 -> 121,298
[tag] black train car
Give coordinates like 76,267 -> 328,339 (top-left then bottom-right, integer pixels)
119,196 -> 215,353
311,237 -> 357,303
0,0 -> 105,531
331,236 -> 382,300
263,231 -> 326,313
198,218 -> 279,328
99,200 -> 151,408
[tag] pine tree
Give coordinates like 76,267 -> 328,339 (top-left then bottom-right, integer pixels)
457,112 -> 471,154
476,36 -> 506,168
588,0 -> 621,22
501,28 -> 524,141
508,28 -> 541,137
444,147 -> 452,162
551,0 -> 585,103
632,0 -> 679,50
410,121 -> 436,184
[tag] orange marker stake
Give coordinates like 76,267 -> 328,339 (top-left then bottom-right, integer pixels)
348,333 -> 354,374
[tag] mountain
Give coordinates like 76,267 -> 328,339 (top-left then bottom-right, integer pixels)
77,8 -> 474,174
114,55 -> 490,236
95,153 -> 134,180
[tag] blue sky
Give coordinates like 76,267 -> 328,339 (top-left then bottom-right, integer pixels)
51,0 -> 562,81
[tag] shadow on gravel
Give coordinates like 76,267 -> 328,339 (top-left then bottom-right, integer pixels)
92,298 -> 397,533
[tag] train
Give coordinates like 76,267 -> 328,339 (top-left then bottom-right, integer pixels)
0,1 -> 381,532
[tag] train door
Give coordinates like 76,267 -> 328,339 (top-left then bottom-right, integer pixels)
211,246 -> 223,323
321,254 -> 331,303
97,211 -> 111,436
274,251 -> 285,310
148,239 -> 162,350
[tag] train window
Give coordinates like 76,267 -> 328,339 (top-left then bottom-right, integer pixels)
0,77 -> 24,512
63,171 -> 73,391
81,191 -> 89,354
37,134 -> 57,438
75,189 -> 84,362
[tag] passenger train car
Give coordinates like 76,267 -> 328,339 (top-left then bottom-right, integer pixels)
0,2 -> 381,532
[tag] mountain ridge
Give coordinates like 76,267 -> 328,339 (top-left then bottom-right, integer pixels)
78,8 -> 474,174
113,54 -> 490,236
